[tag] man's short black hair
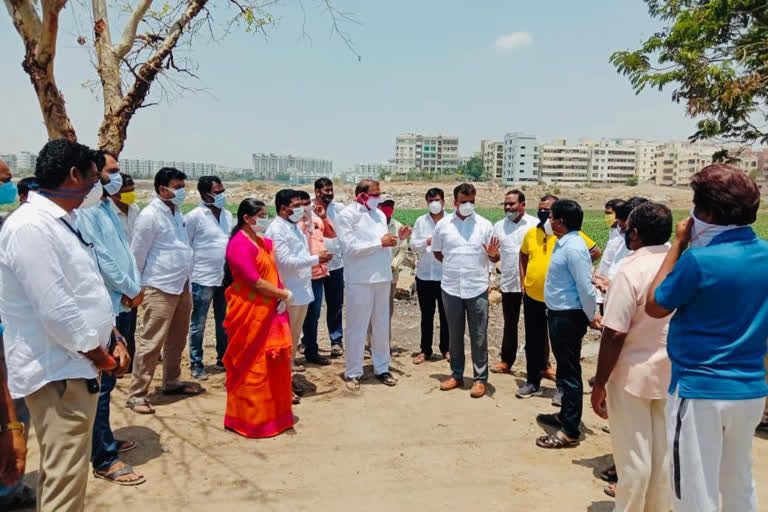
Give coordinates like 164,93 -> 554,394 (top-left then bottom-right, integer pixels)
605,198 -> 624,210
197,176 -> 222,197
355,179 -> 378,197
120,173 -> 134,186
35,139 -> 98,189
95,149 -> 118,172
425,187 -> 444,201
275,188 -> 300,211
453,183 -> 476,200
297,190 -> 311,201
315,177 -> 333,191
551,199 -> 583,231
627,202 -> 673,246
540,194 -> 559,202
154,167 -> 187,193
506,189 -> 525,203
615,196 -> 649,221
17,177 -> 38,196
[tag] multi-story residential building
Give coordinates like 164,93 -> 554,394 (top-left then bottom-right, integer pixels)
353,162 -> 397,179
120,158 -> 248,180
0,151 -> 37,174
251,153 -> 333,181
394,133 -> 459,174
654,142 -> 717,186
0,154 -> 18,173
538,139 -> 592,184
480,140 -> 504,181
589,141 -> 637,184
502,132 -> 538,184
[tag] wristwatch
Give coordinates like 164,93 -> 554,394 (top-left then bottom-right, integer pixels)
1,421 -> 25,434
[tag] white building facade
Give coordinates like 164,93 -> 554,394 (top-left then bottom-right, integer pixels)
394,133 -> 459,174
480,140 -> 504,181
251,153 -> 333,182
502,132 -> 538,184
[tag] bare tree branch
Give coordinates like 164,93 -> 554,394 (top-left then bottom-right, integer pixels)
114,0 -> 154,58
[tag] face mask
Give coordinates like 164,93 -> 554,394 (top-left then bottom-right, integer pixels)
428,200 -> 443,215
206,192 -> 226,209
506,211 -> 523,222
604,213 -> 616,228
249,216 -> 271,233
80,182 -> 104,209
162,187 -> 186,207
537,209 -> 550,224
0,181 -> 18,205
689,208 -> 739,248
458,202 -> 475,217
365,195 -> 381,210
103,172 -> 123,196
288,206 -> 304,223
543,218 -> 554,236
322,194 -> 334,204
119,191 -> 136,205
379,205 -> 394,221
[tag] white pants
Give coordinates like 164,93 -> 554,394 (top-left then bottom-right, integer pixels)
606,380 -> 670,512
345,282 -> 391,379
666,390 -> 763,512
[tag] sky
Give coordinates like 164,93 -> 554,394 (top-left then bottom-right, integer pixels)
0,0 -> 699,170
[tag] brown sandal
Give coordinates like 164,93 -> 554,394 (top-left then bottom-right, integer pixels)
413,353 -> 427,365
535,432 -> 579,449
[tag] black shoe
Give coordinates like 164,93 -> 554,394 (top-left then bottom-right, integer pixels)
305,354 -> 332,366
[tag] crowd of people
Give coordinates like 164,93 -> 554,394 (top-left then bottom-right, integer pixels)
0,138 -> 766,512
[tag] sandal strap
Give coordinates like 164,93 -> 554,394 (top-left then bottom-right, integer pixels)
99,464 -> 138,480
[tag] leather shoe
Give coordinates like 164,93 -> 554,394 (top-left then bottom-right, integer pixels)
470,381 -> 486,398
440,377 -> 464,391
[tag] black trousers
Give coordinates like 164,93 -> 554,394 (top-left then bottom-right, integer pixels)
548,309 -> 589,439
116,307 -> 138,373
523,295 -> 549,387
415,278 -> 449,357
500,292 -> 523,365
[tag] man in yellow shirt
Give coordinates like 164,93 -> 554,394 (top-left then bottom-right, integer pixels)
516,194 -> 601,401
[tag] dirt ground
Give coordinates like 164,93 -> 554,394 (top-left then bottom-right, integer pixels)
18,298 -> 768,512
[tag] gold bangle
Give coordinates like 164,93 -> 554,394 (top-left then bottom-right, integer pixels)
2,421 -> 25,434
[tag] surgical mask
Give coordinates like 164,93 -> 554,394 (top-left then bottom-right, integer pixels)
80,182 -> 104,209
288,206 -> 304,223
689,208 -> 739,248
119,191 -> 136,205
543,218 -> 554,236
506,211 -> 523,222
322,194 -> 334,204
0,181 -> 18,204
103,172 -> 123,196
162,187 -> 186,207
206,192 -> 226,209
537,209 -> 550,224
458,202 -> 475,217
604,213 -> 616,228
250,216 -> 271,233
365,195 -> 381,210
428,201 -> 443,215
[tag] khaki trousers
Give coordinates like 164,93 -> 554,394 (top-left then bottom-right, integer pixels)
606,379 -> 670,512
288,304 -> 308,367
128,284 -> 192,401
25,379 -> 98,512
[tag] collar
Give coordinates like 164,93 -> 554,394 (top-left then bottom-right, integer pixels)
623,244 -> 667,263
554,230 -> 578,246
708,226 -> 757,246
28,191 -> 69,219
452,211 -> 474,224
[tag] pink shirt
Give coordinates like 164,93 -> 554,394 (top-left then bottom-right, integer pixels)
299,216 -> 335,280
603,245 -> 672,399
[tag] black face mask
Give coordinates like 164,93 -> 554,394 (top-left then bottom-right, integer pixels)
537,209 -> 550,225
322,194 -> 334,204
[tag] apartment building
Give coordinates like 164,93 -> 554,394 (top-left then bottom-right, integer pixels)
353,162 -> 397,178
538,139 -> 592,184
251,153 -> 333,181
480,140 -> 504,181
654,142 -> 716,186
394,133 -> 460,174
120,159 -> 248,179
589,141 -> 637,184
502,132 -> 538,184
0,151 -> 37,174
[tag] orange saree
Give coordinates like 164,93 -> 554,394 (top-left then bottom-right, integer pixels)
222,231 -> 294,438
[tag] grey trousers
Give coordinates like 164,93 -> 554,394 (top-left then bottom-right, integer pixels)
442,289 -> 489,382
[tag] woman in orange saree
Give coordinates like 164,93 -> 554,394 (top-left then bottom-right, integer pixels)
223,199 -> 295,438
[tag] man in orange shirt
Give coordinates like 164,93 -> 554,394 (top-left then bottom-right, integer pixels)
298,191 -> 337,366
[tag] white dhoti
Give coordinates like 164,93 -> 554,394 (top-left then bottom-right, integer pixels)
344,281 -> 391,379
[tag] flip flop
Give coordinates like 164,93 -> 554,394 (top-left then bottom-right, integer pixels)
93,463 -> 146,486
345,377 -> 360,391
125,400 -> 155,415
117,440 -> 137,453
375,372 -> 397,386
162,383 -> 205,396
413,353 -> 427,365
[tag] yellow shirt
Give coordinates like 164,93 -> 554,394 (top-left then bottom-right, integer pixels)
520,228 -> 596,302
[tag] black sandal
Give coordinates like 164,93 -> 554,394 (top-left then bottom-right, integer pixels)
375,372 -> 397,387
600,465 -> 618,483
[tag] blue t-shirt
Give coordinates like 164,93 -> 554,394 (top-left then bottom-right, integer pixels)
655,227 -> 768,400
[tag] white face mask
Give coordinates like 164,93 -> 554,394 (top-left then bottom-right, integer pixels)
543,218 -> 554,236
79,182 -> 104,209
249,217 -> 271,233
103,172 -> 123,196
457,201 -> 475,217
365,196 -> 381,210
428,200 -> 443,215
288,206 -> 304,223
689,208 -> 739,248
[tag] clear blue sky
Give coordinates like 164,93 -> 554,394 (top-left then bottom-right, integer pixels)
0,0 -> 697,170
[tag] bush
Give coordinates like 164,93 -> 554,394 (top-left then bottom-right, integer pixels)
552,186 -> 561,195
625,175 -> 639,186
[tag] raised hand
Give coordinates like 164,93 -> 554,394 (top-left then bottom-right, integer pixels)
313,202 -> 327,219
398,225 -> 412,240
483,236 -> 501,259
318,251 -> 333,264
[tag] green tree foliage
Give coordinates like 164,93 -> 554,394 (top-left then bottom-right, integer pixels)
611,1 -> 768,145
458,156 -> 486,181
625,175 -> 639,186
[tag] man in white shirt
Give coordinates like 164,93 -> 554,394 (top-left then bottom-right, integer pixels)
266,189 -> 332,379
410,187 -> 449,364
335,179 -> 410,391
490,190 -> 538,375
185,176 -> 233,381
0,139 -> 129,511
595,199 -> 625,312
313,177 -> 345,357
434,183 -> 499,399
127,167 -> 198,415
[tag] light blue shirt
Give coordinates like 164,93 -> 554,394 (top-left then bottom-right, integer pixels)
544,230 -> 597,320
78,198 -> 142,315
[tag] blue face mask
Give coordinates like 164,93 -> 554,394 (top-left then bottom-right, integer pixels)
206,192 -> 226,209
162,187 -> 186,207
0,181 -> 18,205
